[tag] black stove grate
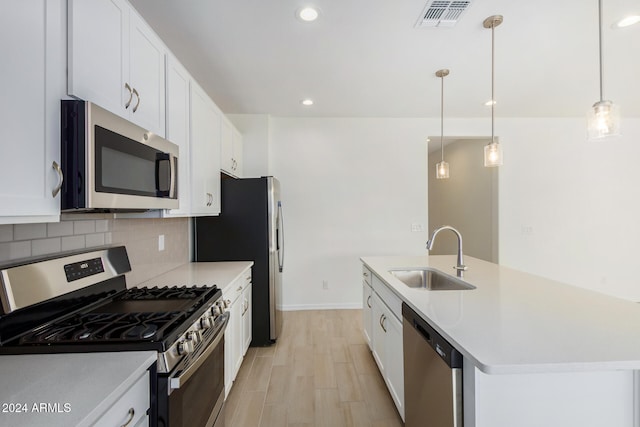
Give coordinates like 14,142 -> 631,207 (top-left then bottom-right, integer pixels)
9,285 -> 221,348
20,311 -> 183,344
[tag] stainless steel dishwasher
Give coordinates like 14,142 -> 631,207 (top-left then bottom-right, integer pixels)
402,302 -> 463,427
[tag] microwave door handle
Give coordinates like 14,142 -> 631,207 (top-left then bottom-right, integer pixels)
169,155 -> 178,199
155,153 -> 171,197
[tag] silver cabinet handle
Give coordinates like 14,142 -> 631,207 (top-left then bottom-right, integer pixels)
363,272 -> 369,277
366,295 -> 372,308
379,314 -> 387,333
124,83 -> 133,109
237,286 -> 243,292
120,408 -> 135,427
132,88 -> 140,113
51,161 -> 63,197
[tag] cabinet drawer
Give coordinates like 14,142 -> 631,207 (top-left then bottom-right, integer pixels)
94,371 -> 149,427
372,274 -> 402,321
362,265 -> 372,286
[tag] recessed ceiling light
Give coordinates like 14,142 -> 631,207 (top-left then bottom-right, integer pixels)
484,99 -> 496,106
301,99 -> 314,106
297,7 -> 319,22
615,15 -> 640,28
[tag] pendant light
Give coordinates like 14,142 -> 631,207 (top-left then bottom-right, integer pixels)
587,0 -> 620,139
483,15 -> 503,167
435,69 -> 450,179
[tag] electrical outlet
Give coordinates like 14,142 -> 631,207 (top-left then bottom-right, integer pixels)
158,235 -> 165,251
411,223 -> 425,232
322,280 -> 329,290
521,225 -> 533,235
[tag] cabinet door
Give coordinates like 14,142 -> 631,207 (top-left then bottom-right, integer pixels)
220,118 -> 234,175
362,281 -> 373,350
384,312 -> 405,421
0,0 -> 65,223
68,0 -> 129,117
164,55 -> 191,217
189,83 -> 221,216
241,283 -> 252,354
371,293 -> 387,377
232,127 -> 243,177
224,295 -> 241,398
129,10 -> 166,136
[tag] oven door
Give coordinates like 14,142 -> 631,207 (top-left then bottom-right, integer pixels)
157,312 -> 229,427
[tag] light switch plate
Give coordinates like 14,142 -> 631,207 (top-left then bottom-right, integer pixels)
158,235 -> 165,251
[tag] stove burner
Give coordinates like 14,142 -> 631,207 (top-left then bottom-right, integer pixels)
120,286 -> 210,301
21,311 -> 182,344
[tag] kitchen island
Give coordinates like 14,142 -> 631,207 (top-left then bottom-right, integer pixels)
362,255 -> 640,427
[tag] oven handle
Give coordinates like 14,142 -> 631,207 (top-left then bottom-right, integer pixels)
169,312 -> 229,391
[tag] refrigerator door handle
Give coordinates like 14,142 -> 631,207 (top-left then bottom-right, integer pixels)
277,201 -> 284,272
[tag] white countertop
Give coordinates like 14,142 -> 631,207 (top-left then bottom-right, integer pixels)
0,351 -> 156,427
361,255 -> 640,375
137,261 -> 253,292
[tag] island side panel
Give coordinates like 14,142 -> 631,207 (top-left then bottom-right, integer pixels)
465,366 -> 635,427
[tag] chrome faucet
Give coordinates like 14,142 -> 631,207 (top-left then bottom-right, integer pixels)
426,225 -> 467,278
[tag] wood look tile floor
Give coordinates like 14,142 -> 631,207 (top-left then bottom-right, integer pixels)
224,310 -> 404,427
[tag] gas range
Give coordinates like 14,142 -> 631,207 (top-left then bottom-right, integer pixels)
0,246 -> 229,427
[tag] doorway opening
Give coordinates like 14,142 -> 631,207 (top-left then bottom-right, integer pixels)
427,137 -> 499,263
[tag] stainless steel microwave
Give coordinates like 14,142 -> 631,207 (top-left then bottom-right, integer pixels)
61,100 -> 178,212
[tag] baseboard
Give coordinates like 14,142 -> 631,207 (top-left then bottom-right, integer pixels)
279,302 -> 362,311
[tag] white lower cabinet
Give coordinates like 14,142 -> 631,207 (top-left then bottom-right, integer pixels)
363,264 -> 405,421
224,269 -> 252,398
241,283 -> 252,355
94,370 -> 149,427
362,280 -> 373,350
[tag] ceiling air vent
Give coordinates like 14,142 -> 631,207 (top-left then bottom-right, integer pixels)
415,0 -> 472,28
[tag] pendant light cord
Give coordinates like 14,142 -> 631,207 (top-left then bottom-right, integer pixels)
440,73 -> 444,162
598,0 -> 604,102
491,21 -> 495,144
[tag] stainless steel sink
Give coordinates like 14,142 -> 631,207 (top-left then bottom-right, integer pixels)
388,268 -> 476,291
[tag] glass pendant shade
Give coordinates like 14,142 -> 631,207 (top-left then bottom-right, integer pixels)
436,161 -> 450,179
587,100 -> 620,139
484,142 -> 503,167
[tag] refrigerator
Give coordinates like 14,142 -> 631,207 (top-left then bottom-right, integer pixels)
193,176 -> 284,346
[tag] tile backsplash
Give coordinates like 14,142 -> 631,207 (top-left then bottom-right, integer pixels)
0,216 -> 190,286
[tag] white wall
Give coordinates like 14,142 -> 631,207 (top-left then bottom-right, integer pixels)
498,118 -> 640,301
252,115 -> 640,308
270,118 -> 429,309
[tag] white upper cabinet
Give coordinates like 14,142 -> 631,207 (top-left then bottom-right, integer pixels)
221,118 -> 243,178
0,0 -> 66,224
164,54 -> 191,217
68,0 -> 166,136
190,82 -> 221,216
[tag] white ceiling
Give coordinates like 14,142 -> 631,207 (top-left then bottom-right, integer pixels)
130,0 -> 640,118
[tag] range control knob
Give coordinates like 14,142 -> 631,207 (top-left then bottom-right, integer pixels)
211,305 -> 222,316
177,338 -> 195,355
200,314 -> 213,329
187,331 -> 200,345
